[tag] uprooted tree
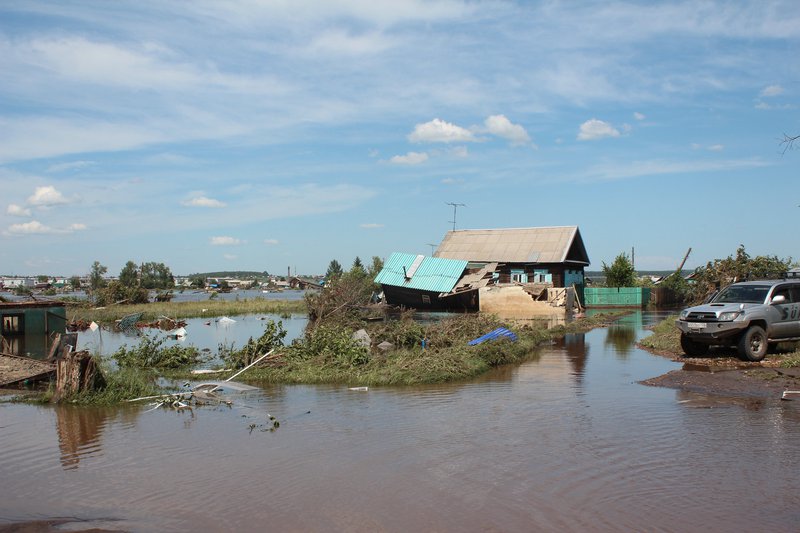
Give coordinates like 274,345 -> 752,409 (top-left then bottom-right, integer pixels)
688,245 -> 795,303
306,257 -> 382,327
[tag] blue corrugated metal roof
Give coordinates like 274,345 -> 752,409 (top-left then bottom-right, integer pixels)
374,252 -> 467,293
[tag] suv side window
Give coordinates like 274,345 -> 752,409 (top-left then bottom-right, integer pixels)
773,286 -> 793,303
789,285 -> 800,302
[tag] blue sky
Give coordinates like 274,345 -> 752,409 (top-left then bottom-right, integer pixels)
1,1 -> 799,277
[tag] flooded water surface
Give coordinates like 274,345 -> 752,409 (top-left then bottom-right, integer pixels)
2,311 -> 799,532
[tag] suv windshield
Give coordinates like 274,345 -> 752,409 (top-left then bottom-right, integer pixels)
712,285 -> 770,304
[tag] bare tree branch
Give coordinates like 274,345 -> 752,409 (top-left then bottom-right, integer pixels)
780,133 -> 799,155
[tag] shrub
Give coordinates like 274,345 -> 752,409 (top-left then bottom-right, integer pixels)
296,324 -> 369,367
113,334 -> 203,369
221,319 -> 287,369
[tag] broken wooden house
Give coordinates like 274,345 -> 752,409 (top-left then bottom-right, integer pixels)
375,226 -> 590,316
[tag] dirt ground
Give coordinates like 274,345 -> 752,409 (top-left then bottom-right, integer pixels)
638,345 -> 800,400
0,354 -> 54,388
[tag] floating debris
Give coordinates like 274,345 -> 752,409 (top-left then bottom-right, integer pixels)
348,386 -> 369,392
781,390 -> 800,401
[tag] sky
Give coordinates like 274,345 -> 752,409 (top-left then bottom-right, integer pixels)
1,0 -> 799,278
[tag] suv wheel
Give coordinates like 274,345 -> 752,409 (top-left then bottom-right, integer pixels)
738,326 -> 768,362
680,334 -> 707,357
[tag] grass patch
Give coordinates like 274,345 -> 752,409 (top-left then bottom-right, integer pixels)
638,315 -> 682,354
779,352 -> 800,368
47,307 -> 627,404
34,366 -> 164,406
66,297 -> 307,324
219,312 -> 622,387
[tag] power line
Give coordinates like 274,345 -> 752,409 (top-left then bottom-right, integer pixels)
446,202 -> 466,231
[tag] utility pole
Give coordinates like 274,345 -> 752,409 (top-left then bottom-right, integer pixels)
631,246 -> 635,270
427,243 -> 438,256
446,202 -> 466,231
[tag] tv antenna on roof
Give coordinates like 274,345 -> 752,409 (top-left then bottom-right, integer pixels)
446,202 -> 466,231
427,243 -> 438,255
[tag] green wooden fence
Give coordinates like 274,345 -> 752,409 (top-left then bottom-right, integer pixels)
583,287 -> 651,308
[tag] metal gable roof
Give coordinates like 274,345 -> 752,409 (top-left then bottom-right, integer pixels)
374,252 -> 468,293
434,226 -> 589,265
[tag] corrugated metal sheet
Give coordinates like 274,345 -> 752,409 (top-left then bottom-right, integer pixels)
374,252 -> 468,293
435,226 -> 588,264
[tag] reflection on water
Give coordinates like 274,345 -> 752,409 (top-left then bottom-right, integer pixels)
56,406 -> 111,469
2,311 -> 800,532
604,325 -> 637,357
553,333 -> 589,382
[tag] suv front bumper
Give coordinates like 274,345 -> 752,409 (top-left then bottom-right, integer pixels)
675,319 -> 746,341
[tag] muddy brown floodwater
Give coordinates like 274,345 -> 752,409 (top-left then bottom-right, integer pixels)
2,310 -> 799,532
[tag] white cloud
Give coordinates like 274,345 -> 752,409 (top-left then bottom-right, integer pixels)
7,204 -> 32,217
6,221 -> 55,235
223,254 -> 237,260
210,236 -> 243,246
707,144 -> 724,152
408,118 -> 476,143
390,151 -> 429,165
484,115 -> 530,145
633,112 -> 646,120
441,177 -> 464,185
4,220 -> 85,235
577,119 -> 621,141
182,196 -> 227,208
576,157 -> 770,182
264,238 -> 280,245
761,84 -> 784,97
46,160 -> 95,173
755,101 -> 795,110
27,185 -> 69,206
449,146 -> 469,158
304,29 -> 396,57
360,223 -> 384,229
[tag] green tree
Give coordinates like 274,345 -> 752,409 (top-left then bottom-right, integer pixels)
602,253 -> 636,287
94,280 -> 149,306
350,257 -> 366,278
367,256 -> 384,279
69,276 -> 81,291
89,261 -> 108,292
325,259 -> 343,280
189,275 -> 205,289
139,262 -> 174,289
36,275 -> 49,283
119,261 -> 139,287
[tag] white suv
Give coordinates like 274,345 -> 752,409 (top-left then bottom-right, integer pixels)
676,280 -> 800,361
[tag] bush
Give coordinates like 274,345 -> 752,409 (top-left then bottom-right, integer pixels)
94,280 -> 149,306
113,335 -> 203,369
221,319 -> 287,369
295,324 -> 370,367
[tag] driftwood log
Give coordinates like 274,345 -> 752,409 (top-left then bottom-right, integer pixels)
52,349 -> 104,403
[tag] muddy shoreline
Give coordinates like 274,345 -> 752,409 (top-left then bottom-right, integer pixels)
638,344 -> 800,400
